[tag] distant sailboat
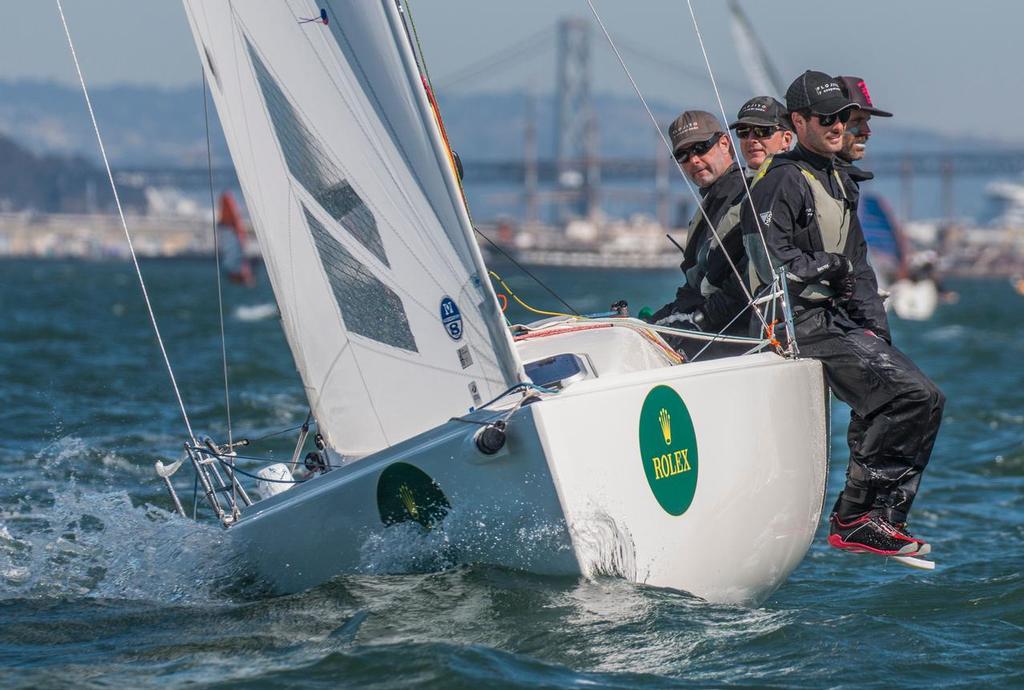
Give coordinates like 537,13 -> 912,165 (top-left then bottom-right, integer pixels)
859,193 -> 909,285
139,1 -> 835,605
859,192 -> 938,321
216,191 -> 255,287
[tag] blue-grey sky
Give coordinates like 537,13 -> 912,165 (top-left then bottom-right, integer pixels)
2,1 -> 1018,143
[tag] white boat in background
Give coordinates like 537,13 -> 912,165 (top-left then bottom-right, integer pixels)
122,1 -> 835,605
979,179 -> 1024,230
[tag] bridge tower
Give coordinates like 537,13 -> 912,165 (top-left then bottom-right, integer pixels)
554,17 -> 596,220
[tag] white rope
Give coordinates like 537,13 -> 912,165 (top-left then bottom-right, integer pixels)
57,0 -> 197,444
583,0 -> 769,337
202,71 -> 234,448
683,0 -> 775,274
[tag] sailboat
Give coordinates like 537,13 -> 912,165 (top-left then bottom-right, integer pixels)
859,192 -> 939,321
216,191 -> 256,287
146,2 -> 831,606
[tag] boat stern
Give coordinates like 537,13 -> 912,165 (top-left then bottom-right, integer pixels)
531,352 -> 829,605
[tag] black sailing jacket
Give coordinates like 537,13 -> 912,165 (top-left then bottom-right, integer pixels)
740,144 -> 890,342
654,162 -> 749,331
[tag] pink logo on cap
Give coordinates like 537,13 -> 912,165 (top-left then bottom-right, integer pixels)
857,80 -> 874,107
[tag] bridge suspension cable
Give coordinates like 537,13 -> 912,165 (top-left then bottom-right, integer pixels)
615,37 -> 749,96
434,26 -> 556,91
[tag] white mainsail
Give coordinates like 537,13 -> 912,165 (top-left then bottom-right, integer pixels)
182,1 -> 524,455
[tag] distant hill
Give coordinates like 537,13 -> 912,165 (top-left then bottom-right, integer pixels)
0,130 -> 145,213
0,79 -> 1007,170
0,80 -> 230,167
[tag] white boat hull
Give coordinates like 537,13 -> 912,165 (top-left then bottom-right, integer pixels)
230,328 -> 828,606
536,353 -> 829,604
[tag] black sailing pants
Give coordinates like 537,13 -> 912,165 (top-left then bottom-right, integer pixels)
799,327 -> 945,524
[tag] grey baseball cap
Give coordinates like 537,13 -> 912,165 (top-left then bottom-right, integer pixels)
668,110 -> 723,154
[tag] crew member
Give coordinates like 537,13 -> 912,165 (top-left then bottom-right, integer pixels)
835,75 -> 892,166
649,110 -> 750,359
729,96 -> 794,176
833,75 -> 892,197
741,71 -> 944,557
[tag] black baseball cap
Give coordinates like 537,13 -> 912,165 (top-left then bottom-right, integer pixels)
837,76 -> 893,117
729,96 -> 791,131
669,110 -> 723,154
785,70 -> 855,115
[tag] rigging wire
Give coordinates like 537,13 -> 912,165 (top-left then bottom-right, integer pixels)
248,418 -> 313,443
682,0 -> 777,279
615,37 -> 749,95
488,271 -> 575,319
202,69 -> 234,449
56,0 -> 197,444
582,0 -> 770,341
403,0 -> 582,319
473,227 -> 581,316
433,27 -> 555,92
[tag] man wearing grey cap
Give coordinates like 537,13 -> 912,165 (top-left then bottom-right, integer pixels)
729,96 -> 793,176
647,110 -> 749,358
740,70 -> 944,561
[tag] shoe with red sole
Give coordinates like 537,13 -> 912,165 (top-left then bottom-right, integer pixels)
828,513 -> 930,557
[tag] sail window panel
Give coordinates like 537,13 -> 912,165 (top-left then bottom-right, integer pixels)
321,1 -> 475,270
247,38 -> 389,267
304,207 -> 417,352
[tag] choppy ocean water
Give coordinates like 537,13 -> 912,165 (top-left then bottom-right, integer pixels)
0,258 -> 1021,689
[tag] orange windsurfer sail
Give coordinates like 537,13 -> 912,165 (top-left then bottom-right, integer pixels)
217,191 -> 255,287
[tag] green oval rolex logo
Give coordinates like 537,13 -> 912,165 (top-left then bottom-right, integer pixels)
638,385 -> 699,516
376,462 -> 451,529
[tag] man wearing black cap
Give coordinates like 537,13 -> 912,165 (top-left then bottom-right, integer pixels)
648,110 -> 749,358
729,96 -> 793,176
836,76 -> 892,166
741,70 -> 944,560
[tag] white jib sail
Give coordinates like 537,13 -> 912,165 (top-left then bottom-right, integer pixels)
182,1 -> 524,456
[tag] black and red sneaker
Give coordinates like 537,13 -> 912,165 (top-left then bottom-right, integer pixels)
893,522 -> 931,556
828,513 -> 930,556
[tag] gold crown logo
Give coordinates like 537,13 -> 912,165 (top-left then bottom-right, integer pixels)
658,408 -> 672,446
399,484 -> 419,518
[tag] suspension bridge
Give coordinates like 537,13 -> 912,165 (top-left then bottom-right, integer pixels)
115,18 -> 1024,224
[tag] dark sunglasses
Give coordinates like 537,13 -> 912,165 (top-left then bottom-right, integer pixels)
675,132 -> 723,163
813,109 -> 852,127
735,125 -> 781,139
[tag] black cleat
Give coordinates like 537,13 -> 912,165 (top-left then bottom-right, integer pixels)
828,513 -> 930,556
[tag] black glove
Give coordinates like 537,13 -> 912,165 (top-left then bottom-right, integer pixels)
835,272 -> 856,304
818,253 -> 853,281
654,308 -> 706,331
817,253 -> 855,303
